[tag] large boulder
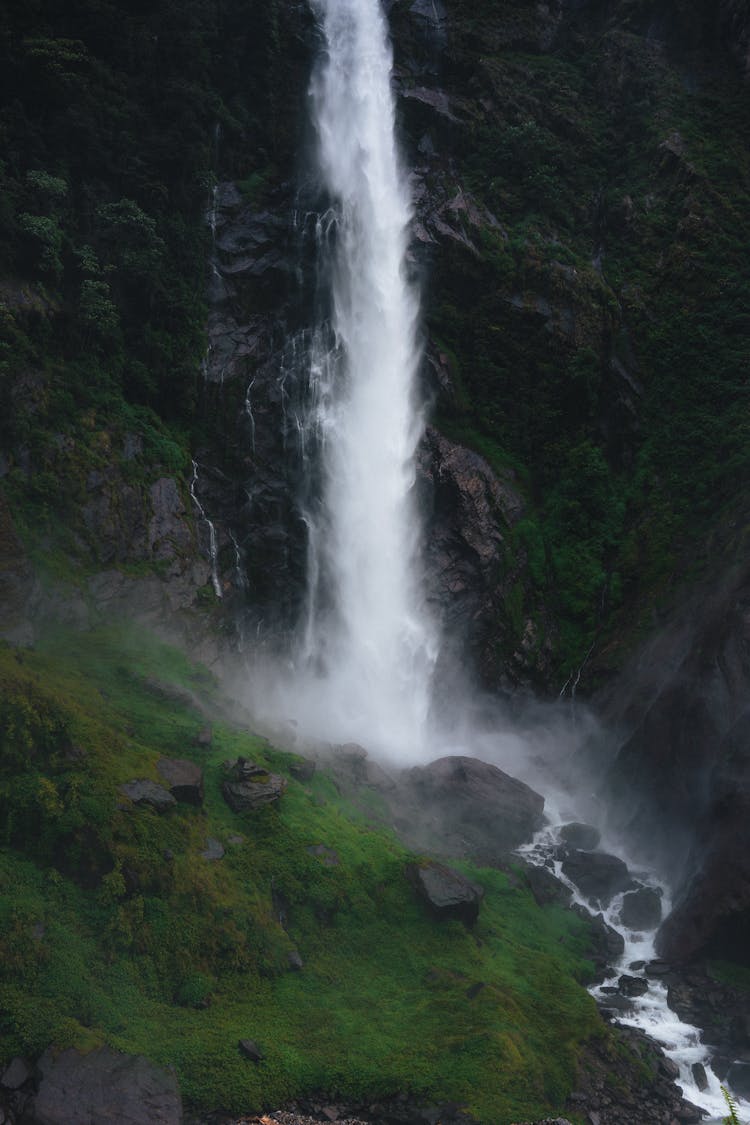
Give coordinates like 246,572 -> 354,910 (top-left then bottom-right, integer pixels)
620,886 -> 662,930
407,859 -> 484,925
33,1046 -> 182,1125
561,850 -> 631,907
221,758 -> 286,812
120,779 -> 176,812
400,755 -> 545,859
157,758 -> 204,806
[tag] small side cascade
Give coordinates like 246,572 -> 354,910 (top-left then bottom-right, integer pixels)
520,821 -> 747,1123
189,460 -> 222,599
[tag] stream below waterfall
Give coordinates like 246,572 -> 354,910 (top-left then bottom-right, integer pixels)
519,803 -> 747,1124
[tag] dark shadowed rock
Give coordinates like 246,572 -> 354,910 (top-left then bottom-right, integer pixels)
561,850 -> 631,906
618,974 -> 649,997
0,1058 -> 31,1090
221,758 -> 286,812
691,1062 -> 708,1091
33,1046 -> 181,1124
157,758 -> 204,805
559,822 -> 601,851
120,779 -> 177,812
238,1039 -> 264,1063
522,862 -> 573,907
572,904 -> 625,981
402,755 -> 545,857
620,886 -> 662,930
407,859 -> 484,925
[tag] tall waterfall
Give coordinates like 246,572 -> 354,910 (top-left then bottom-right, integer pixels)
279,0 -> 438,759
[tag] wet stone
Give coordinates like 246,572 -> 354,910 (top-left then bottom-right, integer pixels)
559,822 -> 601,851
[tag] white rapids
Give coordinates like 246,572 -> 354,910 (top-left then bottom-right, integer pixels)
254,0 -> 438,760
521,811 -> 747,1123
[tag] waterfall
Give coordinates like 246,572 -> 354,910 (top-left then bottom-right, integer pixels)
260,0 -> 438,760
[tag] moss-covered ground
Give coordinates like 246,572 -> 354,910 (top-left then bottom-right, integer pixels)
0,625 -> 601,1121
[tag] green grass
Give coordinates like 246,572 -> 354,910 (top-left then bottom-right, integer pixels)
0,625 -> 602,1121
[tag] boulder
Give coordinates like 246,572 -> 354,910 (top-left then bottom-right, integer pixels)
619,886 -> 662,930
200,838 -> 224,861
558,822 -> 600,851
120,780 -> 176,812
618,974 -> 649,997
237,1039 -> 264,1063
0,1058 -> 31,1090
402,755 -> 545,857
691,1062 -> 708,1091
157,758 -> 204,805
407,859 -> 484,925
221,758 -> 286,812
523,863 -> 573,908
289,756 -> 316,782
561,850 -> 631,906
33,1046 -> 182,1124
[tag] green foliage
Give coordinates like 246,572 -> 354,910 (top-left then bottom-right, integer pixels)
722,1085 -> 742,1125
0,627 -> 601,1120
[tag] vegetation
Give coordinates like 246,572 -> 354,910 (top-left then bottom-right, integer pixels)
0,625 -> 601,1120
408,0 -> 750,682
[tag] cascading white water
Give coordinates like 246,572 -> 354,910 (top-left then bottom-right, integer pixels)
265,0 -> 438,759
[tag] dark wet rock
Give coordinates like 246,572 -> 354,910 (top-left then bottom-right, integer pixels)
572,904 -> 625,980
645,959 -> 672,976
400,755 -> 545,859
288,950 -> 304,971
200,837 -> 225,861
727,1060 -> 750,1099
0,1059 -> 31,1090
618,974 -> 648,997
157,758 -> 204,805
418,428 -> 547,688
558,822 -> 601,851
522,861 -> 573,907
33,1046 -> 182,1124
120,779 -> 177,812
658,1055 -> 680,1080
602,563 -> 750,966
221,758 -> 286,812
619,886 -> 662,930
691,1062 -> 708,1091
560,850 -> 630,906
407,859 -> 484,925
628,960 -> 646,971
238,1039 -> 264,1063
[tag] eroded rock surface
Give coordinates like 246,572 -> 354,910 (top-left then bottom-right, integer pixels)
33,1046 -> 182,1125
407,859 -> 484,925
222,758 -> 287,812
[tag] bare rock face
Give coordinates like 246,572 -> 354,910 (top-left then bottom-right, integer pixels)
400,755 -> 545,859
33,1046 -> 182,1125
407,859 -> 484,925
221,758 -> 287,812
603,561 -> 750,966
620,886 -> 662,930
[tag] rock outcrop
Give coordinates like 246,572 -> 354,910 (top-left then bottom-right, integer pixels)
157,758 -> 204,806
407,859 -> 484,925
33,1046 -> 182,1125
397,754 -> 545,859
221,758 -> 287,812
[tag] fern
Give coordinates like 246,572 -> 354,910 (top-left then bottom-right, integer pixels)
722,1085 -> 742,1125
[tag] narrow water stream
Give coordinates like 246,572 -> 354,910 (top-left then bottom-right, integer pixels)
521,816 -> 746,1122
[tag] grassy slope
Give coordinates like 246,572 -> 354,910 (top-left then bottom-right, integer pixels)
0,626 -> 600,1122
